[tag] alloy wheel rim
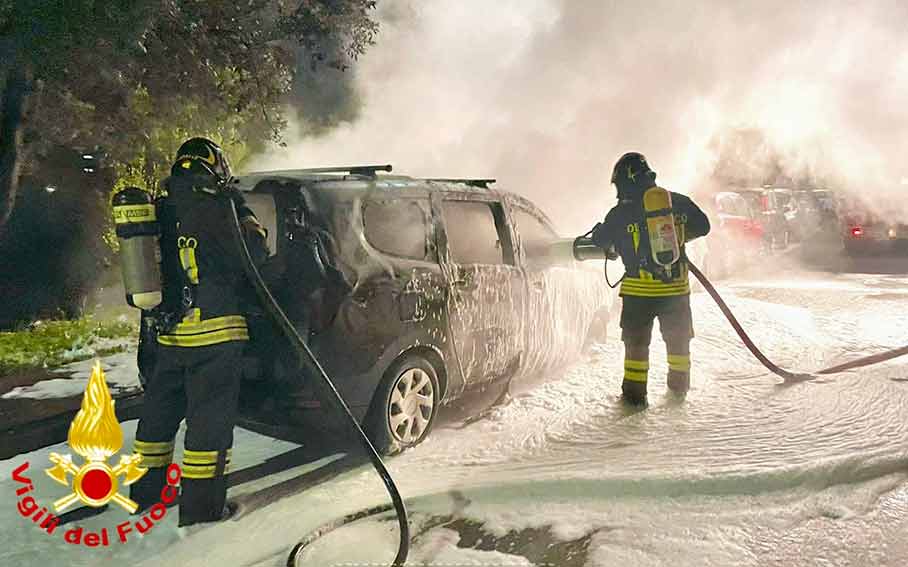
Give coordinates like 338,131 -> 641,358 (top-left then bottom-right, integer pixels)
388,368 -> 435,444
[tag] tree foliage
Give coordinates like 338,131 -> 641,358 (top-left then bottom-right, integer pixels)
1,0 -> 378,220
0,0 -> 377,326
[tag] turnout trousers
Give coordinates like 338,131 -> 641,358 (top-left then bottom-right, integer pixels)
129,341 -> 244,526
619,295 -> 694,404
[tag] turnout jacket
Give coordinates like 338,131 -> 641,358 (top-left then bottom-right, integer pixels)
592,188 -> 710,298
155,175 -> 269,347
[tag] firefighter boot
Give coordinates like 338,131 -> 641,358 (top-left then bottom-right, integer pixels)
622,351 -> 649,406
178,448 -> 232,526
667,353 -> 691,396
667,371 -> 690,396
179,477 -> 229,526
621,379 -> 648,405
129,466 -> 168,514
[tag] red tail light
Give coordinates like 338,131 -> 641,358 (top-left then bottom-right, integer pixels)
761,195 -> 770,211
851,227 -> 863,237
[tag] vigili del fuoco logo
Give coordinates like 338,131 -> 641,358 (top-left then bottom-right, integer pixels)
12,360 -> 182,546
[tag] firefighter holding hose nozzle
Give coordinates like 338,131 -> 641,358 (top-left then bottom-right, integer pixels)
583,153 -> 710,405
116,137 -> 269,525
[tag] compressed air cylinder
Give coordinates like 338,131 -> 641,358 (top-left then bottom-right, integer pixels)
642,186 -> 681,267
112,188 -> 162,310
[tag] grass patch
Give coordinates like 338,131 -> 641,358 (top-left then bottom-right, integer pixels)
0,317 -> 137,377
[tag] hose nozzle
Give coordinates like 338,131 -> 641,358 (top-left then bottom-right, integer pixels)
572,236 -> 609,261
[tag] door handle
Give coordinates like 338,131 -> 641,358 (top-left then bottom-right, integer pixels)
532,280 -> 545,292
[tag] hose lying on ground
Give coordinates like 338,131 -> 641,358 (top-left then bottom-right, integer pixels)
225,197 -> 409,567
687,260 -> 908,381
815,344 -> 908,375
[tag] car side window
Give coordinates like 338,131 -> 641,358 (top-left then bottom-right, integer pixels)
740,194 -> 762,217
741,198 -> 757,220
363,199 -> 430,260
513,209 -> 557,261
733,196 -> 750,217
442,200 -> 515,265
716,195 -> 735,215
775,192 -> 791,210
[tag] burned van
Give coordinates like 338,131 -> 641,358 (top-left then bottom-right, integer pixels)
230,166 -> 611,454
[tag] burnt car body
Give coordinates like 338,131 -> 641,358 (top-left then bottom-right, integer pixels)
226,168 -> 611,453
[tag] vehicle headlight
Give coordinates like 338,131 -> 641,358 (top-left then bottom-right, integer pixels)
889,227 -> 897,239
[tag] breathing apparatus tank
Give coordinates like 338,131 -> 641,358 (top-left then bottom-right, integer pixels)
112,187 -> 162,310
642,186 -> 680,268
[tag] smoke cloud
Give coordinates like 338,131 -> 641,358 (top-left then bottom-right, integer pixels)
251,0 -> 908,233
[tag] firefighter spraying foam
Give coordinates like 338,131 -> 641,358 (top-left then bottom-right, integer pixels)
568,154 -> 908,391
579,152 -> 711,405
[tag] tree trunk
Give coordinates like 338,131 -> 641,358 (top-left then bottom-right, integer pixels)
0,62 -> 33,233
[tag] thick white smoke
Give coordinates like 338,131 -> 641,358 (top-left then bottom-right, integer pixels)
250,0 -> 908,233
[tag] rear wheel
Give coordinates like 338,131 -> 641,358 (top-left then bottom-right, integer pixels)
365,354 -> 439,455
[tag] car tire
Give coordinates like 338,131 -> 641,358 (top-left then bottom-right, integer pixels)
365,354 -> 440,455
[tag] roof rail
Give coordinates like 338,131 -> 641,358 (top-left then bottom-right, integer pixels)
426,178 -> 496,189
298,164 -> 393,177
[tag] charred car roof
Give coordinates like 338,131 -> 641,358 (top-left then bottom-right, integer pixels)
232,166 -> 556,229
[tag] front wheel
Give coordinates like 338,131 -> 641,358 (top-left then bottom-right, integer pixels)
365,354 -> 440,455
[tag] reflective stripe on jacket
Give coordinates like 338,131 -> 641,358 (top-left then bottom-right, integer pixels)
155,176 -> 269,347
592,188 -> 710,298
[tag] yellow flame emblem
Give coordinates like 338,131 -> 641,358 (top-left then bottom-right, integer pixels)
45,360 -> 147,512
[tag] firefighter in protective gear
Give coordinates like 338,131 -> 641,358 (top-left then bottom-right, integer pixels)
129,137 -> 269,526
589,152 -> 710,405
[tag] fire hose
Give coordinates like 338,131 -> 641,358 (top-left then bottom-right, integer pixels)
573,227 -> 908,382
226,197 -> 409,567
686,259 -> 908,381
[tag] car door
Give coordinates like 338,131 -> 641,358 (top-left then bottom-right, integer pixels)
434,194 -> 524,386
760,190 -> 786,247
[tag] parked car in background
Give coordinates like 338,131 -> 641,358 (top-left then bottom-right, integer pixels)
792,189 -> 823,236
212,166 -> 613,454
765,187 -> 811,242
811,189 -> 836,214
809,189 -> 841,233
838,196 -> 908,256
700,191 -> 765,278
736,188 -> 792,250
